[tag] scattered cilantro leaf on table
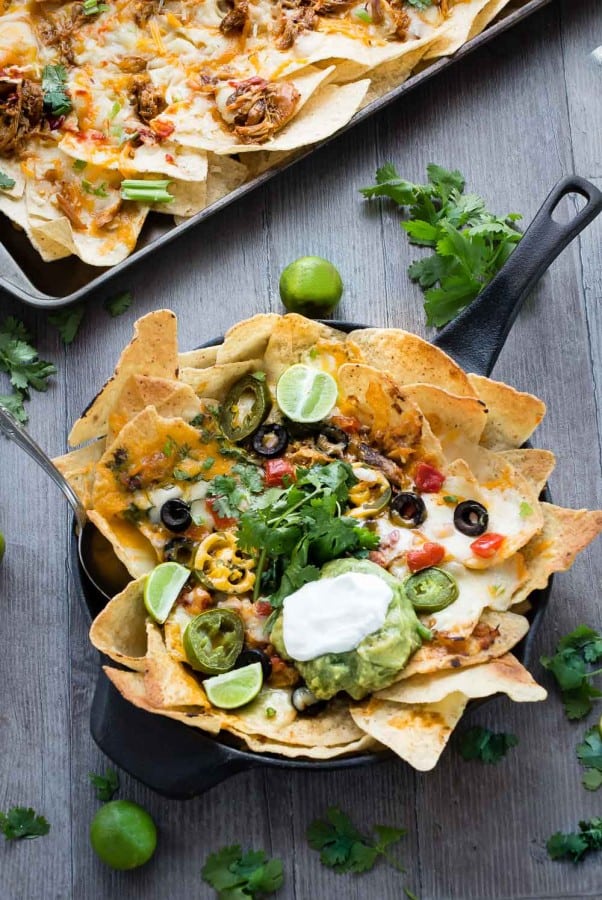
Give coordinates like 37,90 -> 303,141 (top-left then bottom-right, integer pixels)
306,807 -> 406,875
0,807 -> 50,841
48,304 -> 86,344
577,726 -> 602,791
0,317 -> 57,423
88,769 -> 120,801
360,163 -> 522,326
547,817 -> 602,863
541,625 -> 602,720
104,291 -> 132,317
457,726 -> 518,763
201,845 -> 283,899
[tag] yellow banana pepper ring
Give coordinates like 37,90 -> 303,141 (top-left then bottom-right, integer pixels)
348,466 -> 392,519
194,531 -> 255,594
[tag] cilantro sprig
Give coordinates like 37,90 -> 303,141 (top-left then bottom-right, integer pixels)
306,807 -> 407,875
42,65 -> 72,117
48,304 -> 86,345
457,726 -> 518,764
104,291 -> 133,318
547,817 -> 602,863
88,768 -> 120,801
202,845 -> 283,899
0,807 -> 50,841
360,163 -> 522,326
577,726 -> 602,791
0,171 -> 16,190
0,317 -> 57,422
540,625 -> 602,720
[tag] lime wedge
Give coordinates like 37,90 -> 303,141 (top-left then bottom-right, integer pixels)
144,562 -> 190,624
276,364 -> 338,423
203,662 -> 263,709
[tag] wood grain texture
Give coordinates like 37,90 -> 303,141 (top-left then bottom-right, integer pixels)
0,1 -> 601,897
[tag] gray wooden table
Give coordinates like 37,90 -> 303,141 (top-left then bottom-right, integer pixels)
1,1 -> 601,897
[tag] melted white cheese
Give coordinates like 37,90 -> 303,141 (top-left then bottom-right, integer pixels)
282,573 -> 392,662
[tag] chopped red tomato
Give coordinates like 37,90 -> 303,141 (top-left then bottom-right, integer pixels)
471,533 -> 505,559
165,153 -> 175,164
265,459 -> 296,487
151,119 -> 175,140
330,414 -> 362,434
207,498 -> 237,529
407,542 -> 445,573
255,600 -> 272,617
414,462 -> 445,493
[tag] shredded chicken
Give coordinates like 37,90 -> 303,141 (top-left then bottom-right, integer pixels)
118,56 -> 149,74
0,79 -> 44,156
219,0 -> 249,35
37,2 -> 86,64
93,196 -> 123,228
130,73 -> 166,124
132,0 -> 163,27
354,441 -> 406,487
225,77 -> 300,144
275,5 -> 316,51
55,183 -> 85,230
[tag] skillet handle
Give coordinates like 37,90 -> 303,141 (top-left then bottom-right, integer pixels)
432,176 -> 602,376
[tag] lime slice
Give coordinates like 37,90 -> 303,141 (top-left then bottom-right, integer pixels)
279,256 -> 343,316
276,364 -> 338,423
144,561 -> 190,623
90,800 -> 157,870
203,662 -> 263,709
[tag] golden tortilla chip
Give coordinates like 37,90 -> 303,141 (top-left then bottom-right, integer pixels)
178,345 -> 219,369
53,439 -> 105,508
107,375 -> 202,445
217,314 -> 281,365
403,384 -> 487,445
468,373 -> 546,450
69,311 -> 178,447
87,510 -> 158,578
89,577 -> 148,672
144,622 -> 210,710
499,449 -> 556,497
228,731 -> 379,760
263,315 -> 347,383
180,360 -> 264,399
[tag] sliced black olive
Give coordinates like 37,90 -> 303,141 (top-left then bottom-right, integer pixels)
234,648 -> 272,681
163,537 -> 197,565
292,686 -> 327,716
160,498 -> 192,533
252,424 -> 289,458
316,425 -> 349,457
390,492 -> 427,528
284,419 -> 321,440
454,500 -> 488,536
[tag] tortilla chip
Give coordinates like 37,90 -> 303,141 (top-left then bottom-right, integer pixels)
178,345 -> 219,369
350,328 -> 477,397
263,314 -> 347,383
499,449 -> 556,497
180,359 -> 264,399
87,510 -> 158,578
468,373 -> 546,450
217,314 -> 281,365
376,653 -> 547,704
69,311 -> 178,447
350,692 -> 468,771
53,439 -> 105,508
397,610 -> 530,680
27,215 -> 76,261
404,384 -> 487,445
107,375 -> 202,444
229,731 -> 379,760
205,154 -> 249,206
89,577 -> 148,672
144,622 -> 210,710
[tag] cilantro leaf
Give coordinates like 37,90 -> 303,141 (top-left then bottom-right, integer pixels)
582,769 -> 602,791
104,291 -> 132,317
0,317 -> 56,423
577,726 -> 602,790
0,171 -> 16,190
457,726 -> 518,763
88,768 -> 120,801
201,845 -> 284,898
233,463 -> 264,494
547,817 -> 602,863
360,163 -> 522,326
541,625 -> 602,719
306,807 -> 406,875
48,304 -> 86,344
42,64 -> 72,116
0,807 -> 50,840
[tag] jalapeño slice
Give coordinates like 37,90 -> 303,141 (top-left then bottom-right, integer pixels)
404,567 -> 458,613
219,374 -> 271,442
183,608 -> 244,674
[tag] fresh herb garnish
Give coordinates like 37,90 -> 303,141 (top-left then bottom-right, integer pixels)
355,8 -> 372,22
48,303 -> 86,344
82,0 -> 109,13
121,179 -> 173,203
405,0 -> 434,8
0,807 -> 50,841
541,625 -> 602,720
306,807 -> 407,875
457,726 -> 518,763
577,726 -> 602,791
360,163 -> 522,326
81,179 -> 109,198
89,769 -> 120,801
547,817 -> 602,863
104,291 -> 132,317
201,845 -> 284,898
208,474 -> 246,520
72,159 -> 87,172
0,317 -> 57,423
42,64 -> 72,117
0,171 -> 16,190
232,462 -> 264,494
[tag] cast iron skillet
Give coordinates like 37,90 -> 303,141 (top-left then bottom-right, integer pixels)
74,176 -> 602,798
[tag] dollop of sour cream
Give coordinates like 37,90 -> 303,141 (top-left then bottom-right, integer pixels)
282,573 -> 393,662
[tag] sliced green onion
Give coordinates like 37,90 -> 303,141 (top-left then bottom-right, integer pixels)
354,8 -> 372,22
121,179 -> 173,203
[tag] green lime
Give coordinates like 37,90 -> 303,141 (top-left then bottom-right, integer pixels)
0,532 -> 4,564
144,562 -> 190,624
276,364 -> 338,423
279,256 -> 343,316
90,800 -> 157,870
203,662 -> 263,709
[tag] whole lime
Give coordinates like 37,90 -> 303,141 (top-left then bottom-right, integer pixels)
90,800 -> 157,870
279,256 -> 343,316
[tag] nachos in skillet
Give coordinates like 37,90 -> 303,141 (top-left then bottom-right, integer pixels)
55,312 -> 602,769
2,0 -> 517,265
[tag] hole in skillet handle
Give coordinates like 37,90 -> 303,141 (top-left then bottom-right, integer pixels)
75,318 -> 553,796
432,176 -> 602,377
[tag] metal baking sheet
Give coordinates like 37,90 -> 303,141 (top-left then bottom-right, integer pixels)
0,0 -> 552,309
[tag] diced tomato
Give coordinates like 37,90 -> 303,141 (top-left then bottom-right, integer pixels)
265,459 -> 296,487
407,542 -> 445,573
330,414 -> 362,434
165,153 -> 175,164
414,462 -> 446,493
255,600 -> 272,617
207,497 -> 237,530
471,533 -> 505,559
151,119 -> 175,140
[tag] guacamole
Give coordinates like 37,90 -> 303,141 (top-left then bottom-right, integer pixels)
271,558 -> 427,700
